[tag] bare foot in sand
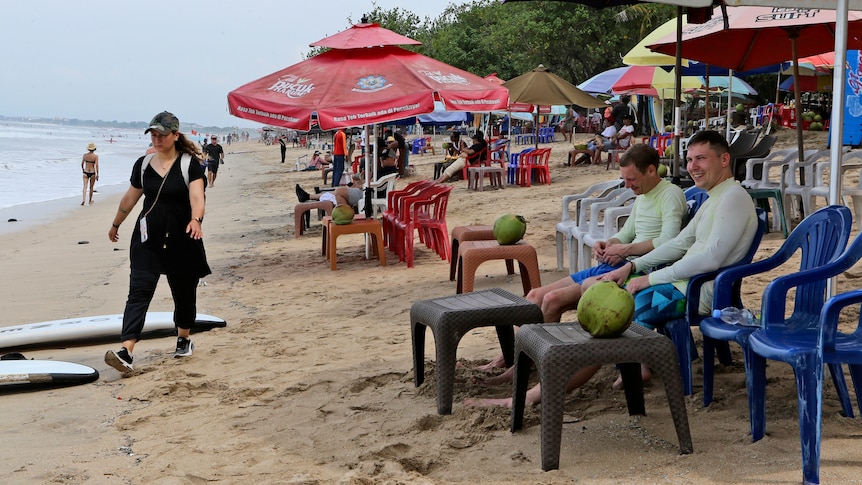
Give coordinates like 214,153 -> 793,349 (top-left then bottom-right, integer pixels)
480,367 -> 514,386
464,397 -> 514,408
611,365 -> 652,390
475,354 -> 507,373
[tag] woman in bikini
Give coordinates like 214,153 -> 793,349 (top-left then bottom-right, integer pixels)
82,142 -> 99,205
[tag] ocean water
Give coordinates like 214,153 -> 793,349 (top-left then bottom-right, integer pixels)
0,120 -> 161,210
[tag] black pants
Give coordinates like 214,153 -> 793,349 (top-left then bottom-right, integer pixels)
120,269 -> 198,342
280,144 -> 286,163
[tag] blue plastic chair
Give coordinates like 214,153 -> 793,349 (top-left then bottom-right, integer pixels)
746,230 -> 862,485
507,147 -> 534,185
699,205 -> 854,414
659,206 -> 767,396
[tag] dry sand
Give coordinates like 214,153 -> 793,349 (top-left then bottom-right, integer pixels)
1,130 -> 861,484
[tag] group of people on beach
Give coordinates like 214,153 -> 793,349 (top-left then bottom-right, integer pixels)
466,129 -> 758,407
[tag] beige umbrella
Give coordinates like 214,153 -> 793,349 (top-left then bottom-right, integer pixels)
503,65 -> 605,148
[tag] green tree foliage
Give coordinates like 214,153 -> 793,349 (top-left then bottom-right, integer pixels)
360,0 -> 672,87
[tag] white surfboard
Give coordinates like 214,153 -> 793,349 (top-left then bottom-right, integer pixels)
0,313 -> 226,350
0,360 -> 99,390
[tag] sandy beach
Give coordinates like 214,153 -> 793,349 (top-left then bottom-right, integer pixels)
2,131 -> 861,484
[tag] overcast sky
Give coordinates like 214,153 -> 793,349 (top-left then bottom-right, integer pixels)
0,0 -> 451,129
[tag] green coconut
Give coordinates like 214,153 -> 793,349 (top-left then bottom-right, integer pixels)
657,164 -> 668,178
493,214 -> 527,245
331,204 -> 355,225
577,281 -> 635,338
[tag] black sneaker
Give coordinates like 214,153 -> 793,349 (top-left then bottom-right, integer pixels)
295,184 -> 310,203
174,337 -> 194,358
105,348 -> 134,373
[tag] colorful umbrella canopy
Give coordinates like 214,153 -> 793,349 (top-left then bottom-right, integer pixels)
308,22 -> 421,49
228,45 -> 509,130
780,74 -> 834,92
611,66 -> 703,98
578,66 -> 630,94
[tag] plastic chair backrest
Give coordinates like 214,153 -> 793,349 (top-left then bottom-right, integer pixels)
386,179 -> 434,216
714,205 -> 853,318
560,179 -> 624,222
510,147 -> 535,167
683,186 -> 708,227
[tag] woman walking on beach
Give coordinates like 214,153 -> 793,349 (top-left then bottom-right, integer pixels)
105,111 -> 211,374
81,142 -> 99,205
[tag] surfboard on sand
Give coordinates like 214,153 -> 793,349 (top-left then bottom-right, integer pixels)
0,313 -> 226,350
0,358 -> 99,391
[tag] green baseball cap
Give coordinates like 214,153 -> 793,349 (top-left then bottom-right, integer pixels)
144,111 -> 180,135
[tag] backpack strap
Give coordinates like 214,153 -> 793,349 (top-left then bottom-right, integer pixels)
141,153 -> 191,187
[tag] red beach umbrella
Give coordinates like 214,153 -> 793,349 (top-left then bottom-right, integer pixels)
227,45 -> 509,131
648,7 -> 862,73
648,6 -> 862,175
309,22 -> 422,49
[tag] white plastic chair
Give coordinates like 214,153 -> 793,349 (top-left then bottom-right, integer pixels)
783,150 -> 832,220
554,179 -> 623,271
358,173 -> 398,219
741,148 -> 801,189
572,188 -> 636,273
294,154 -> 309,172
809,151 -> 862,230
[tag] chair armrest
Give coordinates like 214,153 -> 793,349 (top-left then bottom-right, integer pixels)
820,289 -> 862,350
760,241 -> 861,327
603,206 -> 632,240
712,250 -> 790,310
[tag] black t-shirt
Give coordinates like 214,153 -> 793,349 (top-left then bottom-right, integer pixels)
205,143 -> 224,161
466,141 -> 487,163
129,155 -> 210,277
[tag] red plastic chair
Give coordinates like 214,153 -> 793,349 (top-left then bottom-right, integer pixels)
517,148 -> 551,187
386,182 -> 439,261
531,148 -> 552,185
391,184 -> 445,266
398,185 -> 452,267
382,180 -> 434,249
460,146 -> 489,181
416,185 -> 453,261
489,141 -> 509,169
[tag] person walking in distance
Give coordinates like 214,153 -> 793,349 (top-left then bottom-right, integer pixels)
331,127 -> 347,187
204,135 -> 224,188
104,111 -> 210,375
81,142 -> 99,205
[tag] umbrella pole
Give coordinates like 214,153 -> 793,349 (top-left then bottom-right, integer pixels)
364,125 -> 373,219
704,65 -> 710,123
791,33 -> 805,179
534,111 -> 539,149
726,70 -> 734,141
828,0 -> 850,300
672,7 -> 683,184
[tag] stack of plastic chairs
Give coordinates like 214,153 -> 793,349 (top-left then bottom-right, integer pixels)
382,180 -> 434,249
507,148 -> 534,185
385,182 -> 438,262
415,185 -> 454,264
517,148 -> 552,187
531,148 -> 552,185
391,184 -> 451,267
573,188 -> 636,271
554,179 -> 623,271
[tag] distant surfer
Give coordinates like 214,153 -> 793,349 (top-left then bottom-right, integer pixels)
81,142 -> 99,205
